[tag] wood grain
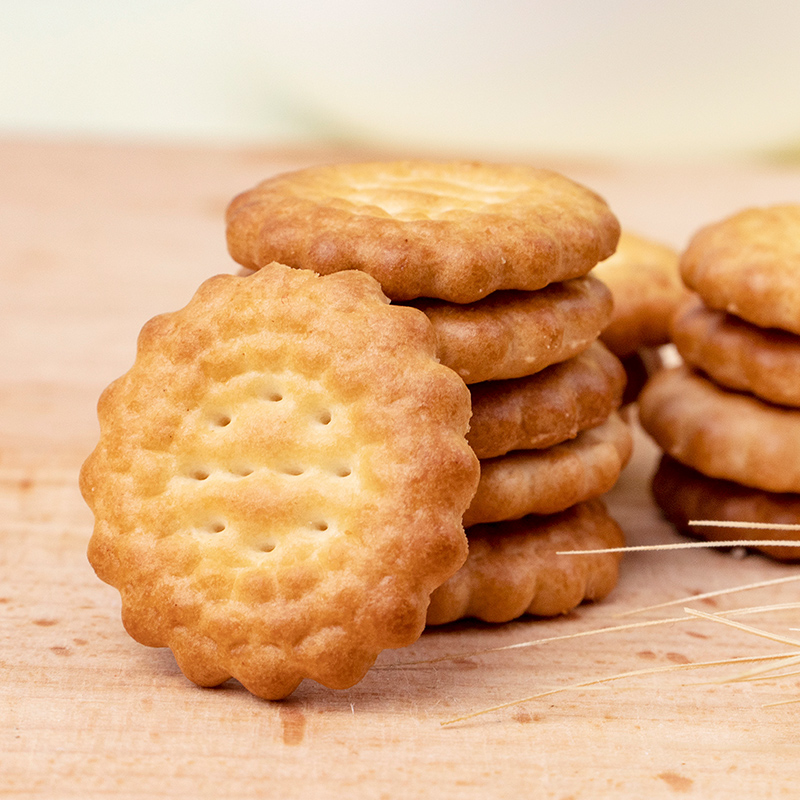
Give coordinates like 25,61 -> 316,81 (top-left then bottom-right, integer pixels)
2,138 -> 799,799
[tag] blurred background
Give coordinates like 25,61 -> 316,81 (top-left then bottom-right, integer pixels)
2,0 -> 800,162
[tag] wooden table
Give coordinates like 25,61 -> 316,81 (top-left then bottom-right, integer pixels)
2,138 -> 799,799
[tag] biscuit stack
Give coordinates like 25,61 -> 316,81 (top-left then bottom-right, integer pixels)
639,204 -> 800,560
591,231 -> 687,405
226,160 -> 634,624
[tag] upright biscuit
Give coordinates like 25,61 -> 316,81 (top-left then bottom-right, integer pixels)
593,231 -> 686,358
407,275 -> 613,384
81,263 -> 480,699
652,455 -> 800,561
427,500 -> 625,625
226,161 -> 620,303
639,365 -> 800,493
671,293 -> 800,408
463,413 -> 633,526
680,203 -> 800,335
467,342 -> 626,459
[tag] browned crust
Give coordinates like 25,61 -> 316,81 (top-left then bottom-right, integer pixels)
679,204 -> 800,335
467,342 -> 626,459
463,413 -> 633,527
427,500 -> 625,624
639,365 -> 800,493
651,455 -> 800,561
225,161 -> 620,303
593,231 -> 687,358
408,275 -> 613,384
671,293 -> 800,408
80,263 -> 479,699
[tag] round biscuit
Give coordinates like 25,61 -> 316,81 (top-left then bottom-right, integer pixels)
593,231 -> 687,358
463,413 -> 633,527
679,203 -> 800,335
427,500 -> 625,625
407,274 -> 613,384
80,263 -> 480,699
639,365 -> 800,493
467,342 -> 626,459
671,293 -> 800,408
652,455 -> 800,562
225,161 -> 620,303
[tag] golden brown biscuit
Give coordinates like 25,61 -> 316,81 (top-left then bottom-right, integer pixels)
680,203 -> 800,335
81,263 -> 480,699
407,275 -> 613,384
639,365 -> 800,493
226,161 -> 620,303
671,293 -> 800,408
463,413 -> 633,527
427,500 -> 625,624
652,455 -> 800,561
593,231 -> 686,358
467,342 -> 626,459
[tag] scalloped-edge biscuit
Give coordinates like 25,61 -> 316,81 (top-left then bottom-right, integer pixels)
593,231 -> 687,358
80,263 -> 480,699
407,275 -> 613,384
639,365 -> 800,493
671,293 -> 800,408
427,499 -> 625,624
652,455 -> 800,562
463,412 -> 633,527
467,342 -> 626,459
225,161 -> 620,303
680,204 -> 800,335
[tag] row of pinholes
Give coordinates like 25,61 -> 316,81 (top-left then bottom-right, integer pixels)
190,383 -> 344,554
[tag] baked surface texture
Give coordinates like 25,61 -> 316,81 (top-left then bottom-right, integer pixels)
80,263 -> 480,699
593,231 -> 686,358
651,455 -> 800,561
679,203 -> 800,335
670,293 -> 800,408
408,275 -> 613,384
225,161 -> 620,303
463,413 -> 633,526
639,365 -> 800,493
467,342 -> 626,459
427,500 -> 625,624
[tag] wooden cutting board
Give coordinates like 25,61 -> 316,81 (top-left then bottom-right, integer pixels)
2,138 -> 799,799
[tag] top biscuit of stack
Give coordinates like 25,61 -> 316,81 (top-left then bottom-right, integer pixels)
225,161 -> 620,303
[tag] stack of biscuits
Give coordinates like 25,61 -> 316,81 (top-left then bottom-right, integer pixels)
639,204 -> 800,561
82,159 -> 637,701
592,231 -> 687,406
225,161 -> 634,625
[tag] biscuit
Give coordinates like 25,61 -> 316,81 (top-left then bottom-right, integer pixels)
652,455 -> 800,561
426,500 -> 625,624
80,263 -> 480,699
225,161 -> 620,303
593,231 -> 686,358
467,342 -> 626,459
407,275 -> 613,384
639,365 -> 800,493
670,293 -> 800,408
679,203 -> 800,335
619,347 -> 664,407
463,413 -> 632,527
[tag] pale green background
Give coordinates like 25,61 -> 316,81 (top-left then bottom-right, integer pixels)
3,1 -> 799,161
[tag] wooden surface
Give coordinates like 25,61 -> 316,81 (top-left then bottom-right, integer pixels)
2,138 -> 800,799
